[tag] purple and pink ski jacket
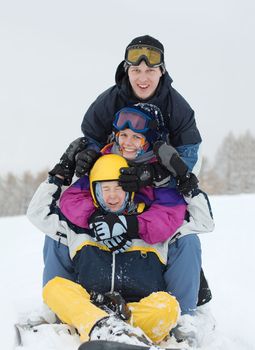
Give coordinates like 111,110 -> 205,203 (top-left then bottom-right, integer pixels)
60,146 -> 187,244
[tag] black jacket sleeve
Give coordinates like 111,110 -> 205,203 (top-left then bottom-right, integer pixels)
167,86 -> 202,147
81,86 -> 119,147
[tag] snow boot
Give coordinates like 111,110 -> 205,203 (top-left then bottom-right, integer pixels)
197,268 -> 212,306
171,314 -> 198,347
171,305 -> 216,347
89,315 -> 153,347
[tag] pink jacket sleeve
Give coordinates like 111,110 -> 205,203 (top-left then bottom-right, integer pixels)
136,187 -> 187,244
59,177 -> 95,228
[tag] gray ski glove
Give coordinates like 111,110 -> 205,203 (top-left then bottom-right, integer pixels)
153,141 -> 182,177
153,141 -> 199,196
49,137 -> 88,185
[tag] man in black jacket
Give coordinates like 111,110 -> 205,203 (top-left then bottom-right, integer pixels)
80,35 -> 202,175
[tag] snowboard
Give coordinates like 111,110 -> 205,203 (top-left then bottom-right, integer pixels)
78,340 -> 186,350
14,324 -> 187,349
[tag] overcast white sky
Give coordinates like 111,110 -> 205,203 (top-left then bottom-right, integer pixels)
1,0 -> 255,175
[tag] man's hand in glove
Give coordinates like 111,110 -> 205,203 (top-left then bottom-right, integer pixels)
75,149 -> 101,177
119,162 -> 171,191
153,141 -> 187,177
153,141 -> 199,196
49,137 -> 88,186
118,164 -> 154,192
176,172 -> 199,197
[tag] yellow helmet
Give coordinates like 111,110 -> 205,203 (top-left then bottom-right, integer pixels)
89,154 -> 133,209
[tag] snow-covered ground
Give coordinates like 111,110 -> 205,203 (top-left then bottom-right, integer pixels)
1,194 -> 254,349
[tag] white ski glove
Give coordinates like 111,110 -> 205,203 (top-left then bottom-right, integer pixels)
103,235 -> 132,254
89,213 -> 128,241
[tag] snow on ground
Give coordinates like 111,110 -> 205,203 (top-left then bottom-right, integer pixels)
0,194 -> 255,349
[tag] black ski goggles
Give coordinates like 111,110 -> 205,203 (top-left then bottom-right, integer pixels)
125,45 -> 164,68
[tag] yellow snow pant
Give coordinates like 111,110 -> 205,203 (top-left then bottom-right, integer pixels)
43,277 -> 180,343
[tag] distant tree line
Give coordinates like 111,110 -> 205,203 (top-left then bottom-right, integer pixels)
0,170 -> 48,217
1,131 -> 255,217
199,131 -> 255,195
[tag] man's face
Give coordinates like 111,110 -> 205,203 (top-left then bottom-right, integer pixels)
128,61 -> 162,100
101,181 -> 126,212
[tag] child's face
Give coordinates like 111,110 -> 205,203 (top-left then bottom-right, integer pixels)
118,128 -> 146,160
101,181 -> 126,212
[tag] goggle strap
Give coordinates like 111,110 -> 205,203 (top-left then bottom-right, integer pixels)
148,119 -> 158,130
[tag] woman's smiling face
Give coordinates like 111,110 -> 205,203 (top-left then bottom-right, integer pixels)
118,128 -> 146,160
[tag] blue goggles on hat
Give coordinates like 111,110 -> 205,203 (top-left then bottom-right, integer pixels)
113,107 -> 157,134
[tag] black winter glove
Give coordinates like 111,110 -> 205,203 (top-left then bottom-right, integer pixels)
119,162 -> 170,191
176,172 -> 199,197
90,290 -> 131,320
153,141 -> 199,196
118,164 -> 154,192
75,149 -> 101,177
88,212 -> 139,241
49,137 -> 88,186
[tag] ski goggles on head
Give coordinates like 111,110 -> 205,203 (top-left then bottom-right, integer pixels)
113,108 -> 157,133
125,45 -> 164,68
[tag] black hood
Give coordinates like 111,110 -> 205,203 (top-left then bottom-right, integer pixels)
115,60 -> 127,86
